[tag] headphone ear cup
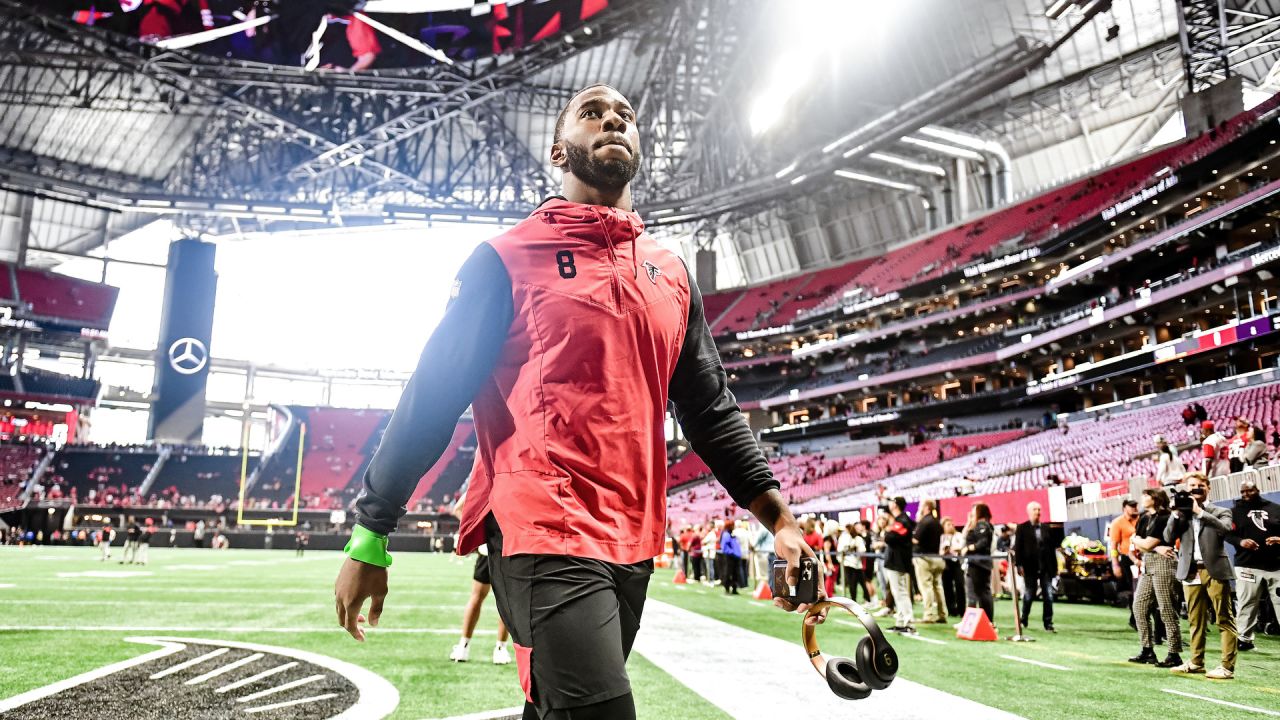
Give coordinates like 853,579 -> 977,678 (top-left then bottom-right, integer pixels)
858,635 -> 899,689
825,657 -> 872,700
854,637 -> 892,690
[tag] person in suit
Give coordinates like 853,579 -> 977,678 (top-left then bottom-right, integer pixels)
1162,472 -> 1238,679
1014,501 -> 1061,632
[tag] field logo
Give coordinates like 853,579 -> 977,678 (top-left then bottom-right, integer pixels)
0,636 -> 398,719
167,337 -> 208,375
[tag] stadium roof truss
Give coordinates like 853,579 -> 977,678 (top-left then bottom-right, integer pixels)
0,0 -> 1279,282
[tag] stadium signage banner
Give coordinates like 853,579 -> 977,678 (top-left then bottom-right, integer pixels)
1251,245 -> 1280,266
736,324 -> 795,340
149,240 -> 217,443
842,291 -> 900,315
1100,174 -> 1177,221
846,411 -> 900,427
962,248 -> 1040,278
1156,314 -> 1276,364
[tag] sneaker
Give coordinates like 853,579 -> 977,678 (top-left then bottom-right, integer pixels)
1205,666 -> 1234,680
1155,653 -> 1182,669
1169,661 -> 1205,675
1043,625 -> 1057,634
872,607 -> 892,618
1237,640 -> 1255,652
448,642 -> 470,663
898,625 -> 918,635
492,645 -> 511,665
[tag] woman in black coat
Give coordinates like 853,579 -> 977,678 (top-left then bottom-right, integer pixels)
962,503 -> 996,625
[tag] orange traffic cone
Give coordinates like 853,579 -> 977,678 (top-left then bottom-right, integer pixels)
955,607 -> 998,641
673,570 -> 687,584
753,581 -> 772,600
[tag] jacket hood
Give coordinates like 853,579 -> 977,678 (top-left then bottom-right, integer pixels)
532,197 -> 645,247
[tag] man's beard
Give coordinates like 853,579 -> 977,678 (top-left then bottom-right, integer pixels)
564,140 -> 641,191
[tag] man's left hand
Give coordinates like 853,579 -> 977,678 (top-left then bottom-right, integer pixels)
1190,498 -> 1203,516
772,525 -> 827,626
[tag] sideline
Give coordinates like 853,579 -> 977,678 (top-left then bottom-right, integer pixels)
633,599 -> 1026,719
999,655 -> 1072,671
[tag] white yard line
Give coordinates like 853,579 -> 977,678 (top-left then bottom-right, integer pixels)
634,599 -> 1026,719
999,655 -> 1071,671
1160,689 -> 1280,716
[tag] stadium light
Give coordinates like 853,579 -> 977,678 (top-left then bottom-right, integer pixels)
867,152 -> 946,176
918,126 -> 989,152
896,135 -> 983,160
834,169 -> 922,193
1045,0 -> 1073,19
899,136 -> 984,162
774,161 -> 799,179
749,52 -> 812,135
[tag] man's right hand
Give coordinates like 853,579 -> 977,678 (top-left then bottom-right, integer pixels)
335,557 -> 388,642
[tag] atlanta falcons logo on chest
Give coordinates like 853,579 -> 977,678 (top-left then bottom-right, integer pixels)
642,260 -> 663,285
1247,509 -> 1270,532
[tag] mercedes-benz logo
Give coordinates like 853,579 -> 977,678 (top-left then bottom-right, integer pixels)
167,337 -> 208,375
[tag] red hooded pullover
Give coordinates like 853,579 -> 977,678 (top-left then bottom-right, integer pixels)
355,198 -> 777,565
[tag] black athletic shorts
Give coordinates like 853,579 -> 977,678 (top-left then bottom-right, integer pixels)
483,514 -> 652,714
473,553 -> 492,585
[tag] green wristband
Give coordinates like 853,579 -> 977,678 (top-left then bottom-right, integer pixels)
345,525 -> 393,568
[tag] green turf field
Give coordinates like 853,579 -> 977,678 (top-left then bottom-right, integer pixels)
0,545 -> 1276,719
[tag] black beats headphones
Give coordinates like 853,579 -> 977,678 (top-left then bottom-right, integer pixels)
802,597 -> 899,700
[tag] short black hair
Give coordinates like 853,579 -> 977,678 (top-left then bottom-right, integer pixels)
553,83 -> 622,145
891,496 -> 907,511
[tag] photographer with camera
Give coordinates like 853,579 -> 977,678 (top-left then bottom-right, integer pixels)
1227,478 -> 1280,652
1162,472 -> 1237,679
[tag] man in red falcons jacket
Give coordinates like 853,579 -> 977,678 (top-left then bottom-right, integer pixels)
334,84 -> 824,720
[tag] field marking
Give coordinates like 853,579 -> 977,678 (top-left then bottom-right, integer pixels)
45,584 -> 472,597
0,599 -> 468,610
245,692 -> 340,713
215,662 -> 298,693
835,619 -> 948,645
423,707 -> 525,720
0,624 -> 493,634
1000,655 -> 1071,671
235,674 -> 325,702
0,639 -> 187,712
635,599 -> 1026,719
0,584 -> 13,589
1160,688 -> 1280,716
149,647 -> 229,679
56,570 -> 153,579
186,653 -> 264,685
